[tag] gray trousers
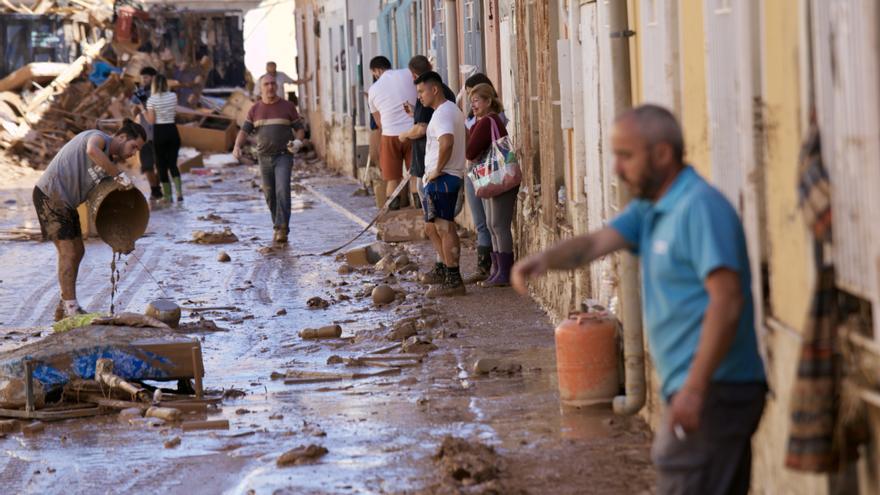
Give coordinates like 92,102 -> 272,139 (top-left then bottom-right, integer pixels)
652,382 -> 766,495
482,187 -> 518,252
258,153 -> 293,232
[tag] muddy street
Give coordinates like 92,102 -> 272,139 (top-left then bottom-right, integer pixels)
0,161 -> 654,494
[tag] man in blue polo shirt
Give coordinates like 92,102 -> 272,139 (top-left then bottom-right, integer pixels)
512,104 -> 766,494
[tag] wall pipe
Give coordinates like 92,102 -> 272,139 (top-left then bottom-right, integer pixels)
444,0 -> 460,90
606,0 -> 646,416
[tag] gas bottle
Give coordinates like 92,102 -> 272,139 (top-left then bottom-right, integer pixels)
555,312 -> 620,407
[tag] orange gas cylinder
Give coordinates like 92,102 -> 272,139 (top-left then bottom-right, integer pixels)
555,312 -> 620,407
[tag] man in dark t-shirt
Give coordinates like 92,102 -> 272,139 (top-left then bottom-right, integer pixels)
233,73 -> 305,244
399,56 -> 455,206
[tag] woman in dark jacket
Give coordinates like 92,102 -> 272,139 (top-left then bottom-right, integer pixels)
465,83 -> 517,287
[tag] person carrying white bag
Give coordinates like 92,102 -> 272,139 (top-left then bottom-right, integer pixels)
465,83 -> 521,287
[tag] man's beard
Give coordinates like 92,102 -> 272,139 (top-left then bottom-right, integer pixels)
622,159 -> 665,200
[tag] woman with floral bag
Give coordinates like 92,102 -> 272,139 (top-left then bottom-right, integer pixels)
465,83 -> 519,287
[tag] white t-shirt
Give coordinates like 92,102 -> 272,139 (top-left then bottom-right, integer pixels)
424,100 -> 466,178
255,71 -> 296,98
368,69 -> 417,136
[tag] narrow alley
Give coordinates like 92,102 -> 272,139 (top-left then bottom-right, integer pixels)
0,0 -> 879,494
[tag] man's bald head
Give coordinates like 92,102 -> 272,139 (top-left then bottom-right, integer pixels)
611,104 -> 686,200
615,104 -> 685,165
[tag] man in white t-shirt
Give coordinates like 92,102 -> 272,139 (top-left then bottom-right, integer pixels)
368,56 -> 418,208
415,71 -> 467,297
254,61 -> 312,100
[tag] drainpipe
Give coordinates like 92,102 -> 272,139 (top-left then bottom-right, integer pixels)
607,0 -> 646,417
345,0 -> 357,177
444,0 -> 460,90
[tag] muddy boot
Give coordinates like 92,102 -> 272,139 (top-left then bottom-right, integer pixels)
482,252 -> 513,288
160,182 -> 173,204
464,246 -> 492,284
426,267 -> 466,298
419,262 -> 447,285
389,195 -> 401,211
149,185 -> 163,200
55,299 -> 85,321
275,227 -> 289,244
173,177 -> 184,202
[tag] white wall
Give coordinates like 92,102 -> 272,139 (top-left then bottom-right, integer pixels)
244,0 -> 298,86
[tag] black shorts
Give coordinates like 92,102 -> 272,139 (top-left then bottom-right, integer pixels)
33,186 -> 81,241
139,140 -> 155,173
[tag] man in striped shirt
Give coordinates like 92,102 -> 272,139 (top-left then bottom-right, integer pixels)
233,73 -> 305,243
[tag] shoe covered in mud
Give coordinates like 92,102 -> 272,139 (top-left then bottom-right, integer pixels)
426,269 -> 466,298
54,300 -> 86,322
419,262 -> 446,285
276,229 -> 288,244
464,246 -> 492,285
388,196 -> 401,211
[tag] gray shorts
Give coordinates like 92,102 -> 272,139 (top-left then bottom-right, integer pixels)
652,382 -> 767,495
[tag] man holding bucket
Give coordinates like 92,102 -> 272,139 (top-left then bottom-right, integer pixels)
33,119 -> 146,321
511,105 -> 766,495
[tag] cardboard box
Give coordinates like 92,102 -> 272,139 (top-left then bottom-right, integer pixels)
176,111 -> 237,153
178,153 -> 204,174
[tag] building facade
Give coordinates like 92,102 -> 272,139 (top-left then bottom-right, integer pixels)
293,1 -> 880,492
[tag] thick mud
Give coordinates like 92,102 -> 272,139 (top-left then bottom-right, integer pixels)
0,160 -> 654,494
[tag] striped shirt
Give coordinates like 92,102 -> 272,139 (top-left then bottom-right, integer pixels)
242,99 -> 302,156
147,92 -> 178,125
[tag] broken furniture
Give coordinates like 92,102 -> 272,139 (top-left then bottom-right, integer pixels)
176,110 -> 237,153
0,324 -> 207,421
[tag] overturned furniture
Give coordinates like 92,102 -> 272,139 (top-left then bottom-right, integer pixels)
0,322 -> 207,421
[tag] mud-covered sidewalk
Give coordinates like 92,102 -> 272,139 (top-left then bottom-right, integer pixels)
0,159 -> 654,494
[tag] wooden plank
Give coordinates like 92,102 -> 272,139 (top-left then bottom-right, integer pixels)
0,406 -> 105,421
181,419 -> 229,431
0,63 -> 69,92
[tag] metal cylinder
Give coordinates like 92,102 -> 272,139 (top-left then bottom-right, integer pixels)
86,178 -> 149,254
555,312 -> 620,407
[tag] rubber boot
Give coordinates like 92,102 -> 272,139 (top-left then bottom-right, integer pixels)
160,182 -> 172,204
482,252 -> 513,287
173,177 -> 184,202
464,246 -> 492,284
480,252 -> 500,286
150,185 -> 163,200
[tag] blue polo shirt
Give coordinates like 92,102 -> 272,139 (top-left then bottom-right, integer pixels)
609,166 -> 765,399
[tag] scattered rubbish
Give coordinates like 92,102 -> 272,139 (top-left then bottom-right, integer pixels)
299,325 -> 343,340
0,419 -> 18,433
221,388 -> 247,399
327,355 -> 344,365
473,358 -> 523,375
197,213 -> 227,223
217,251 -> 232,262
343,243 -> 385,267
402,336 -> 438,355
91,313 -> 169,328
145,300 -> 182,329
269,413 -> 284,420
51,313 -> 103,333
0,376 -> 45,409
118,408 -> 143,423
386,320 -> 418,341
307,297 -> 331,310
145,407 -> 182,422
234,408 -> 251,415
164,436 -> 182,448
276,444 -> 328,467
21,421 -> 45,435
434,436 -> 501,485
275,308 -> 287,316
181,419 -> 230,432
192,228 -> 239,244
338,263 -> 353,275
372,285 -> 396,306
